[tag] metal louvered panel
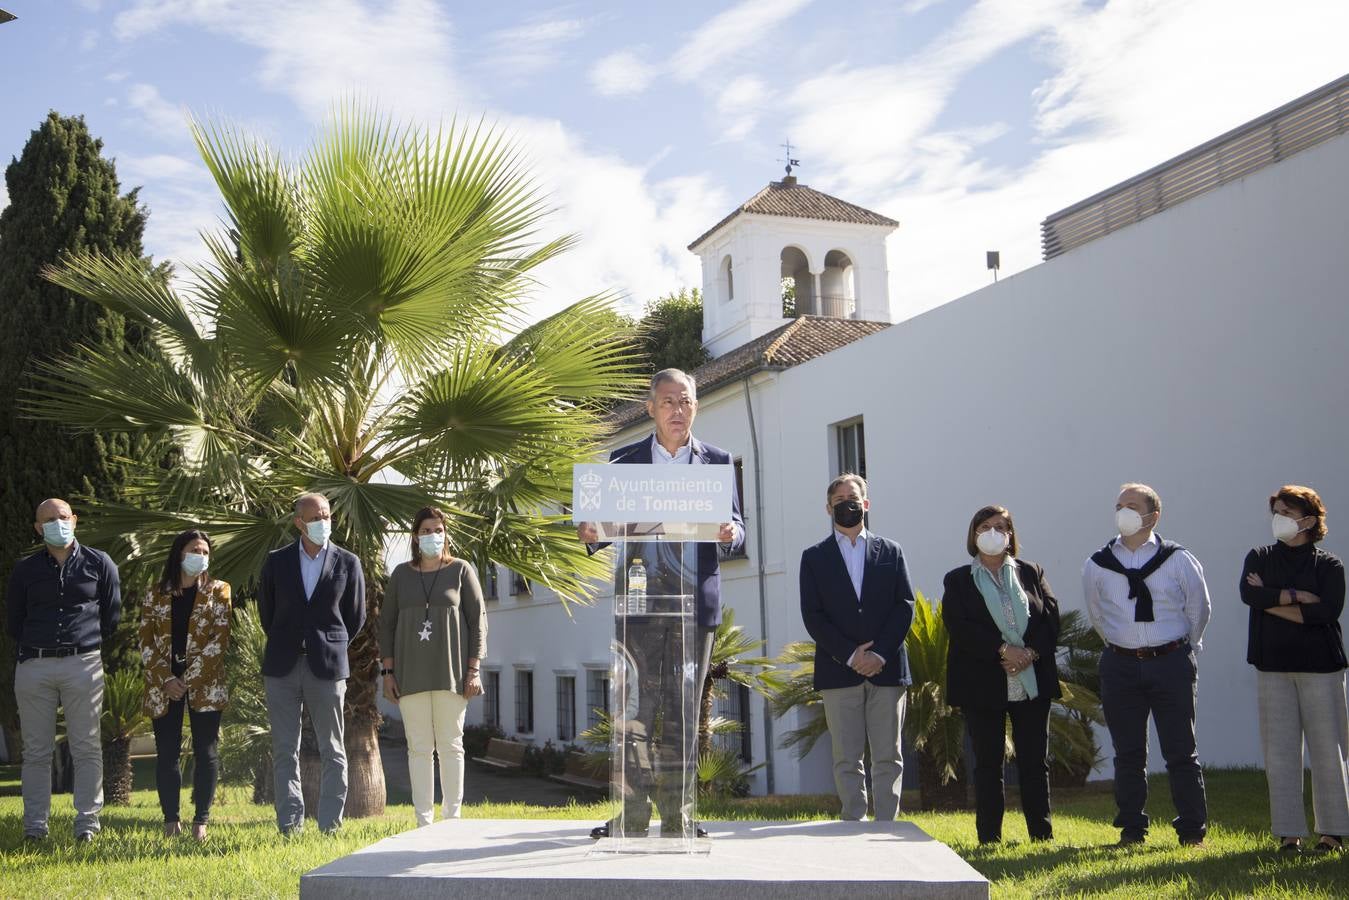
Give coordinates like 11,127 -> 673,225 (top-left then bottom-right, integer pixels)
1041,74 -> 1349,260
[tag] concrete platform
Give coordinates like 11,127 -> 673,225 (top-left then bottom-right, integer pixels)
300,818 -> 989,900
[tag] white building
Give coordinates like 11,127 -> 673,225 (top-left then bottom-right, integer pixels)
474,74 -> 1349,795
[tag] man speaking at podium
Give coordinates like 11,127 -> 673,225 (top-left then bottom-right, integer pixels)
578,368 -> 745,839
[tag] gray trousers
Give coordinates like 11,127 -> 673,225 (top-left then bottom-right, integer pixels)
820,682 -> 907,820
265,660 -> 348,832
15,652 -> 105,837
1257,669 -> 1349,838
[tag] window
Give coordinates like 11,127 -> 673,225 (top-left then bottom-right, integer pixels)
714,680 -> 753,762
556,675 -> 576,742
835,418 -> 866,479
515,669 -> 534,734
482,670 -> 501,728
720,254 -> 734,303
510,571 -> 530,597
585,668 -> 610,729
480,563 -> 499,601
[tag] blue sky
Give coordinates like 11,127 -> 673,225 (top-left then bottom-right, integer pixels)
1,1 -> 1345,322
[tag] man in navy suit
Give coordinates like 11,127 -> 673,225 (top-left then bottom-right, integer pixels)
578,368 -> 745,838
800,473 -> 915,820
259,492 -> 366,834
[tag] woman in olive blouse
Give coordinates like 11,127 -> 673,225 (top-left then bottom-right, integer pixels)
379,507 -> 487,825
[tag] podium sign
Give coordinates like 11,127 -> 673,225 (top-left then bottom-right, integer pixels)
572,463 -> 733,542
573,463 -> 719,854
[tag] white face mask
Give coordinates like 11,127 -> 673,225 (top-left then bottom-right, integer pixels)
1271,514 -> 1303,543
417,533 -> 446,558
976,529 -> 1009,556
305,519 -> 332,546
1116,507 -> 1146,537
181,552 -> 209,577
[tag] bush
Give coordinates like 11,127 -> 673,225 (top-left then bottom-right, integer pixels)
520,740 -> 578,777
462,723 -> 504,761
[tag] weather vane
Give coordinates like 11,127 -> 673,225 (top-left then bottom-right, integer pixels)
778,140 -> 801,178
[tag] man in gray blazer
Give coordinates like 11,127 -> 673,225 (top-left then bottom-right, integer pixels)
259,492 -> 366,834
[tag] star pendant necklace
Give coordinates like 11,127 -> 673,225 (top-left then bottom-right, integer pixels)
417,558 -> 444,641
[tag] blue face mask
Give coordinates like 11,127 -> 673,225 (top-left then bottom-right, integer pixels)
42,519 -> 75,547
417,533 -> 446,558
305,518 -> 332,546
181,552 -> 209,577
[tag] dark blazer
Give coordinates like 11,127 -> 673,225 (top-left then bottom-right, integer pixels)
800,532 -> 915,689
605,434 -> 746,627
258,540 -> 366,680
942,559 -> 1062,711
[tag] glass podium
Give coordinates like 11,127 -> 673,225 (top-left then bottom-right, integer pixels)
592,534 -> 708,855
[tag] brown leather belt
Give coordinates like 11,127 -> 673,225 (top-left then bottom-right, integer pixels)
1107,639 -> 1190,659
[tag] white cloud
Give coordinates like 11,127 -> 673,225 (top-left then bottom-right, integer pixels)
773,0 -> 1349,319
669,0 -> 813,82
0,179 -> 8,212
118,152 -> 224,280
589,49 -> 658,98
116,0 -> 465,122
485,17 -> 586,80
590,0 -> 813,99
109,0 -> 726,323
126,83 -> 190,139
715,76 -> 770,141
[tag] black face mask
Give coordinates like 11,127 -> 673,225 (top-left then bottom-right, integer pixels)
832,500 -> 864,528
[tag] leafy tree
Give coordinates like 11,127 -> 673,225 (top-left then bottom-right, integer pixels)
27,106 -> 642,816
637,288 -> 709,373
0,112 -> 152,758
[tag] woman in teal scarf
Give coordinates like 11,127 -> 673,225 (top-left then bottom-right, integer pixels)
942,505 -> 1062,844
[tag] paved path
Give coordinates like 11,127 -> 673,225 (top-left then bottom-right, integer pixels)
379,736 -> 593,808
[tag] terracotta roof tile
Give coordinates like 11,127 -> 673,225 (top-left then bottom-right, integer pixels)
609,316 -> 891,429
688,179 -> 898,251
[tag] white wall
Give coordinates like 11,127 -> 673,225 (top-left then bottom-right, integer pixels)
763,129 -> 1349,782
482,129 -> 1349,793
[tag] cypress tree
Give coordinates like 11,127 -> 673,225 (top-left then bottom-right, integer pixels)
0,113 -> 151,758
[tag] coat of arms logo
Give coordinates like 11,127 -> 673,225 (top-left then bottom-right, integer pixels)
577,471 -> 603,511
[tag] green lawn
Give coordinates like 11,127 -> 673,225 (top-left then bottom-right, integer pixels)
1,764 -> 1345,898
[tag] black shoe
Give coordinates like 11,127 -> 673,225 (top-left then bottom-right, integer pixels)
1277,838 -> 1302,854
659,824 -> 710,838
24,833 -> 46,844
1116,830 -> 1145,847
1178,833 -> 1206,848
1313,835 -> 1344,853
590,821 -> 649,839
75,832 -> 94,844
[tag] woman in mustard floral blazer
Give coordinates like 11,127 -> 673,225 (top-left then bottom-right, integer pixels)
139,529 -> 232,841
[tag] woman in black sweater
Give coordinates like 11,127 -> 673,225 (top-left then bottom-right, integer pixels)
1240,484 -> 1347,853
942,505 -> 1061,844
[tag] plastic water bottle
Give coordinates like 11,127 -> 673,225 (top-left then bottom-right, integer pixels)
627,558 -> 647,614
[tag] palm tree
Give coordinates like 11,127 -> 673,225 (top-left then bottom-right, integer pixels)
27,106 -> 641,816
1049,609 -> 1105,787
698,607 -> 772,758
100,667 -> 150,806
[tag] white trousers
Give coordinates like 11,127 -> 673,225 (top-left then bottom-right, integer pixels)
400,689 -> 469,826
